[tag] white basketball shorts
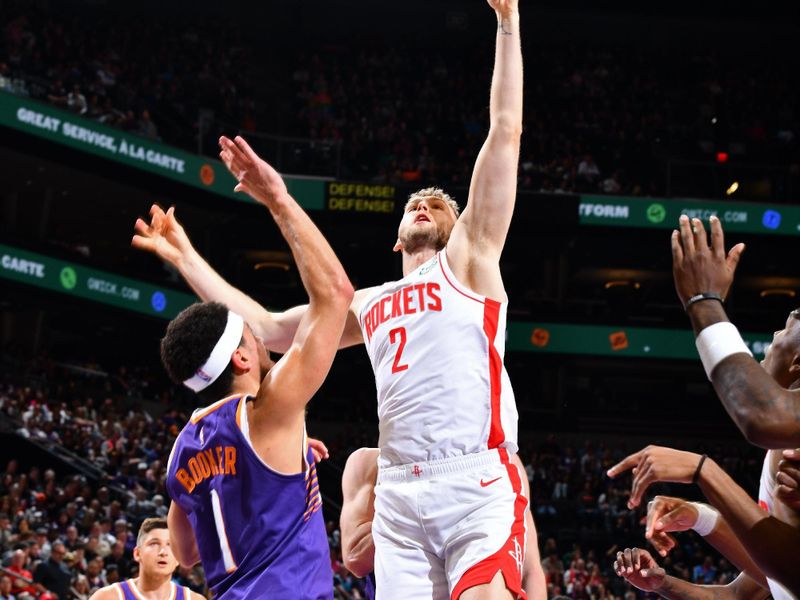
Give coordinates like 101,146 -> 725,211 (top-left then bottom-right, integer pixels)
372,447 -> 528,600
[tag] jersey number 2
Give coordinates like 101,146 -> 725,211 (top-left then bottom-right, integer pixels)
389,327 -> 409,373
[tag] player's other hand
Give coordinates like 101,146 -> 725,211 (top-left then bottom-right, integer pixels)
487,0 -> 518,18
645,495 -> 703,556
607,445 -> 703,509
132,204 -> 193,267
613,547 -> 666,592
671,215 -> 745,310
776,448 -> 800,511
219,135 -> 288,208
308,437 -> 330,463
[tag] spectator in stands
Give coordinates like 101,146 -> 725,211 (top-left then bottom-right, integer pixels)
7,550 -> 36,598
691,556 -> 716,584
0,575 -> 14,600
33,542 -> 71,599
136,110 -> 159,141
66,85 -> 87,116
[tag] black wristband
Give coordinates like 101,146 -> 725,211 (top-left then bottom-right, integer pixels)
686,292 -> 723,310
692,454 -> 707,485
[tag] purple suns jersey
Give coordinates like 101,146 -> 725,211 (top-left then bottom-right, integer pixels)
116,579 -> 189,599
166,394 -> 332,599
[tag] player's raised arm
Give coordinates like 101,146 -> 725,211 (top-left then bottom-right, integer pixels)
220,134 -> 355,410
132,203 -> 304,353
449,0 -> 522,268
672,215 -> 800,448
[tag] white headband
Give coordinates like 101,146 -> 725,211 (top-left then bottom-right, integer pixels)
183,311 -> 245,392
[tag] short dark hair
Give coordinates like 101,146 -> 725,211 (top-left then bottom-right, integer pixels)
160,302 -> 241,401
136,517 -> 168,547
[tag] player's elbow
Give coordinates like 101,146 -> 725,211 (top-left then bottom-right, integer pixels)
332,276 -> 355,307
342,537 -> 374,578
490,114 -> 522,139
739,412 -> 796,449
343,553 -> 372,579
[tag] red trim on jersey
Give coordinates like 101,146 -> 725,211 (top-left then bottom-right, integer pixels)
451,448 -> 528,600
438,252 -> 485,304
483,299 -> 504,449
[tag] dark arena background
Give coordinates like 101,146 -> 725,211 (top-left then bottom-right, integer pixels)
1,0 -> 800,598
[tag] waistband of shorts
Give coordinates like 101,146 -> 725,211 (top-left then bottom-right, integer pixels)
377,449 -> 504,483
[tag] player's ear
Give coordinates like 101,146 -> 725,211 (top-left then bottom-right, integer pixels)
230,347 -> 250,374
393,238 -> 402,253
133,545 -> 141,563
789,353 -> 800,377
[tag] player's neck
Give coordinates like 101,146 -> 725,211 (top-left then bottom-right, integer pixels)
132,574 -> 172,598
230,374 -> 260,398
401,247 -> 438,276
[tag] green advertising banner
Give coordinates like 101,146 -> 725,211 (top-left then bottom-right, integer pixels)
0,240 -> 775,358
507,321 -> 772,360
0,244 -> 196,319
579,194 -> 800,236
0,92 -> 325,210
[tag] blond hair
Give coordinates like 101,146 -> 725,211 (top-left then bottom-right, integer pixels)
405,187 -> 460,218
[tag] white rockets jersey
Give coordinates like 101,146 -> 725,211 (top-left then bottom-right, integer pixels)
758,451 -> 796,600
357,249 -> 518,467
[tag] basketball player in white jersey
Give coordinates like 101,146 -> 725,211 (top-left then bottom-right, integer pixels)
340,448 -> 547,600
89,517 -> 205,600
133,0 -> 526,596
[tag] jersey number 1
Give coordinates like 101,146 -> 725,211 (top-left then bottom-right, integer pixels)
389,327 -> 409,373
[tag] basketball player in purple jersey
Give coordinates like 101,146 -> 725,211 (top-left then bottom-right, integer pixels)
89,518 -> 203,600
145,137 -> 354,599
135,0 -> 528,595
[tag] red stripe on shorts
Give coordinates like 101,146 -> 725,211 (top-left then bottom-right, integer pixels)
450,448 -> 528,600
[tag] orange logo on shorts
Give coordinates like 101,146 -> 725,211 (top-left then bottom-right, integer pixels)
200,164 -> 215,186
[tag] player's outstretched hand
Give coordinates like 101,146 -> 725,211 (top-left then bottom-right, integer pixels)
776,448 -> 800,511
671,214 -> 745,310
607,445 -> 703,509
613,547 -> 666,592
308,437 -> 330,463
218,135 -> 287,208
645,495 -> 702,556
487,0 -> 518,18
132,204 -> 193,267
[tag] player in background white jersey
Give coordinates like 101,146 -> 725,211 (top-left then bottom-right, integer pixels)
133,0 -> 528,596
606,306 -> 800,599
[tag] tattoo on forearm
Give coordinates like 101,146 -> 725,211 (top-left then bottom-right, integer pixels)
498,18 -> 513,35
